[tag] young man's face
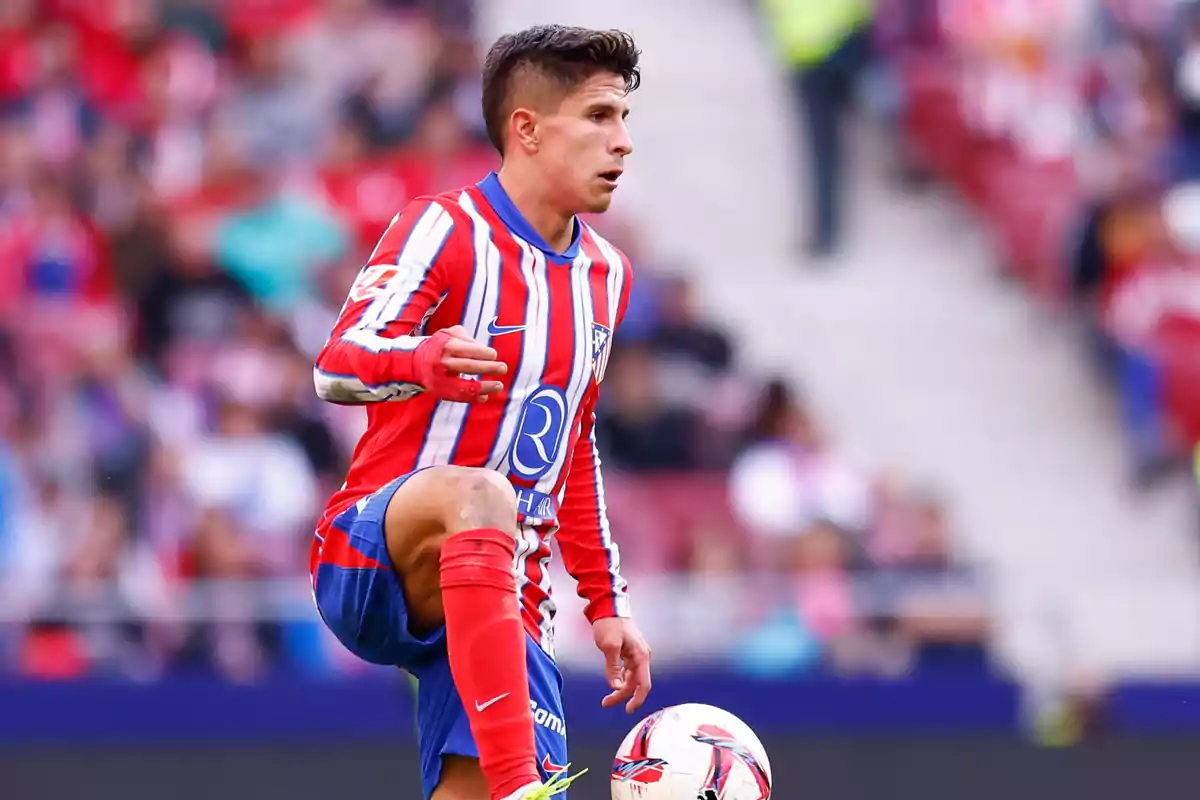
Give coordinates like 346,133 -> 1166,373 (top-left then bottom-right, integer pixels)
534,71 -> 632,215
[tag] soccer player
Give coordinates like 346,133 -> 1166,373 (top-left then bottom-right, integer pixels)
309,25 -> 653,800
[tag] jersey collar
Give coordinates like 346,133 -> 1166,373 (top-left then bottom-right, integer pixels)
477,172 -> 582,265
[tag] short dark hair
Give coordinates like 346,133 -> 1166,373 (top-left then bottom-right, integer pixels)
481,25 -> 641,154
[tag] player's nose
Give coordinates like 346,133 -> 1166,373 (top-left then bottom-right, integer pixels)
610,123 -> 633,157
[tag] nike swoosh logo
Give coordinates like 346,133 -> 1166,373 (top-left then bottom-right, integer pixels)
475,692 -> 510,712
487,317 -> 527,336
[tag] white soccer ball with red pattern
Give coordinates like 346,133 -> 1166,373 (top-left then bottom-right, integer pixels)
610,703 -> 772,800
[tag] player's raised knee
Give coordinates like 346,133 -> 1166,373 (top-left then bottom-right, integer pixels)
434,468 -> 521,597
432,466 -> 519,534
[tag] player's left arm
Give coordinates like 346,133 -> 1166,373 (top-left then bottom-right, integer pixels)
555,253 -> 651,712
557,250 -> 634,624
557,391 -> 651,713
556,390 -> 631,623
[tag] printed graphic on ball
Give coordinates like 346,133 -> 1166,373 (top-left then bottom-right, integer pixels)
611,704 -> 772,799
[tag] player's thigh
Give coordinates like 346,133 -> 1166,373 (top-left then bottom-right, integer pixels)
383,465 -> 518,633
430,756 -> 487,800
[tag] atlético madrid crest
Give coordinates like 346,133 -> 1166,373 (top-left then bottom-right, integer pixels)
591,322 -> 612,383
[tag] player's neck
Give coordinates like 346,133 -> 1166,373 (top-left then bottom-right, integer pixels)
495,166 -> 575,254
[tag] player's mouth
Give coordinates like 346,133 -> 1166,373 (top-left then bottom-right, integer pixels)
599,169 -> 622,188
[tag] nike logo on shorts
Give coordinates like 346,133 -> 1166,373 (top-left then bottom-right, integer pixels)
476,692 -> 510,712
487,317 -> 527,336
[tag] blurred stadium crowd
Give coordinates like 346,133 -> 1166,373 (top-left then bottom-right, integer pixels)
896,0 -> 1200,488
7,0 -> 1134,686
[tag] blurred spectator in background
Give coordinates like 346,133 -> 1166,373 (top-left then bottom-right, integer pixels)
730,379 -> 874,543
727,378 -> 988,677
867,490 -> 990,670
650,275 -> 735,398
211,168 -> 347,314
287,0 -> 437,147
0,1 -> 38,108
396,85 -> 497,194
646,273 -> 747,466
315,116 -> 411,251
178,394 -> 317,679
218,29 -> 321,170
762,0 -> 875,258
18,19 -> 101,169
869,0 -> 943,184
13,167 -> 111,308
1097,192 -> 1178,485
596,345 -> 701,472
134,216 -> 252,373
1170,5 -> 1200,180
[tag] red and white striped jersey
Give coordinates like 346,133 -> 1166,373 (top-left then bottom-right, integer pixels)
310,173 -> 632,657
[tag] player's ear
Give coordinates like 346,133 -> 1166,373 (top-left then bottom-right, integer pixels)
509,108 -> 540,153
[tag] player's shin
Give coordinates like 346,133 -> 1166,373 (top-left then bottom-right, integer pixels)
440,528 -> 540,799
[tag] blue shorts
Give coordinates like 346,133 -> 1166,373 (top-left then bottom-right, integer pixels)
312,473 -> 570,798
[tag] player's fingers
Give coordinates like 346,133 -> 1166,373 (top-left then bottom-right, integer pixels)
602,677 -> 635,709
601,650 -> 629,708
595,631 -> 623,685
626,656 -> 653,714
442,357 -> 507,377
441,325 -> 476,342
442,338 -> 498,361
436,377 -> 483,403
604,652 -> 624,690
475,381 -> 504,401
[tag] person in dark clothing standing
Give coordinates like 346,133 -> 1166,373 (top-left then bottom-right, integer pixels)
763,0 -> 874,258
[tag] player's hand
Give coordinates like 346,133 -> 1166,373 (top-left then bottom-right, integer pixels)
593,616 -> 652,714
415,325 -> 507,403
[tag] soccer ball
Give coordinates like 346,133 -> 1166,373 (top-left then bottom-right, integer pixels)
610,703 -> 772,800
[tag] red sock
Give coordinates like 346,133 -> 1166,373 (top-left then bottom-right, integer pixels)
440,528 -> 539,799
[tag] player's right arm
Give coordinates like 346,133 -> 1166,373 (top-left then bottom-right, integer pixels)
313,199 -> 505,405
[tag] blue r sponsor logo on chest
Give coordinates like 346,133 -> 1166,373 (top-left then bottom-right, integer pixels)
509,385 -> 569,480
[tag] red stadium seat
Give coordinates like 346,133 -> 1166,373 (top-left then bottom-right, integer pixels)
600,474 -> 752,572
984,153 -> 1078,301
898,47 -> 1082,307
1155,315 -> 1200,446
900,53 -> 965,181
